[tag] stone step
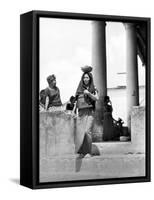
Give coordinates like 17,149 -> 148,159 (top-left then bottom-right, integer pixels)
40,153 -> 145,183
93,141 -> 145,155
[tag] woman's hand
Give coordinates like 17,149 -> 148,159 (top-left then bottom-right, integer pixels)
84,89 -> 99,101
83,89 -> 90,95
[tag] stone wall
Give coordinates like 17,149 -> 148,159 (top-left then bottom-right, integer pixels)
131,106 -> 145,153
40,106 -> 145,157
40,111 -> 103,158
40,112 -> 75,158
39,107 -> 145,183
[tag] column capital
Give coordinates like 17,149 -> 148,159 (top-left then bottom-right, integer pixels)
123,23 -> 137,30
91,20 -> 106,27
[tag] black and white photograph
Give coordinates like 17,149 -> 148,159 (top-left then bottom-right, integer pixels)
0,0 -> 153,197
38,14 -> 149,183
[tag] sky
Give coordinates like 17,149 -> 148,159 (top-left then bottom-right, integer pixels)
39,17 -> 145,103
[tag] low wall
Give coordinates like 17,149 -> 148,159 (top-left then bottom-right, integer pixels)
40,112 -> 75,157
40,111 -> 103,158
39,107 -> 145,183
131,106 -> 145,153
40,107 -> 145,157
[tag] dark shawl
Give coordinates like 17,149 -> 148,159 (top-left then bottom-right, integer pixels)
75,72 -> 96,109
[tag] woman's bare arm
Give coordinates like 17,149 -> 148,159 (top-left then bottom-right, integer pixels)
45,96 -> 49,111
88,91 -> 99,101
84,89 -> 99,101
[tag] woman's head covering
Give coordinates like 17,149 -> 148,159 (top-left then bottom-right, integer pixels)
104,95 -> 110,103
75,66 -> 95,96
75,66 -> 96,108
46,74 -> 56,84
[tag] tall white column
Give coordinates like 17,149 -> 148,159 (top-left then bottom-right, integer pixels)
92,21 -> 107,117
124,23 -> 139,133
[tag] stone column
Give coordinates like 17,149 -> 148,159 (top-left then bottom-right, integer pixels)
92,21 -> 107,118
124,23 -> 139,133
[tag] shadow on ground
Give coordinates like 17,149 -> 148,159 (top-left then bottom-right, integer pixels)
9,178 -> 20,185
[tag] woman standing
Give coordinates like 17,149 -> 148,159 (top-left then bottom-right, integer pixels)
75,66 -> 98,158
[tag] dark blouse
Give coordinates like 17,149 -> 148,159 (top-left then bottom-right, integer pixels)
104,103 -> 113,113
45,86 -> 62,108
76,86 -> 98,111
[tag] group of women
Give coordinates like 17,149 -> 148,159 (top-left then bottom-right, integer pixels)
39,65 -> 122,158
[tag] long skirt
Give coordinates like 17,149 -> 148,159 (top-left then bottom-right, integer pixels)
75,109 -> 94,155
103,112 -> 115,141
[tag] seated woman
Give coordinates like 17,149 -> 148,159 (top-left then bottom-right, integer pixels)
44,74 -> 62,112
103,96 -> 121,141
66,96 -> 76,111
75,65 -> 98,158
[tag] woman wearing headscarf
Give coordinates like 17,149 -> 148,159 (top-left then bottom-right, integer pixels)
75,65 -> 98,158
44,74 -> 62,112
103,96 -> 124,141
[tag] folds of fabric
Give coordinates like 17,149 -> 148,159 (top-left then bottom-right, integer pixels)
75,113 -> 94,154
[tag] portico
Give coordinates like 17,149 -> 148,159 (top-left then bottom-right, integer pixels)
91,20 -> 146,137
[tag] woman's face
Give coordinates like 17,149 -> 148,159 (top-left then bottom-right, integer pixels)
83,74 -> 90,85
49,79 -> 56,87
